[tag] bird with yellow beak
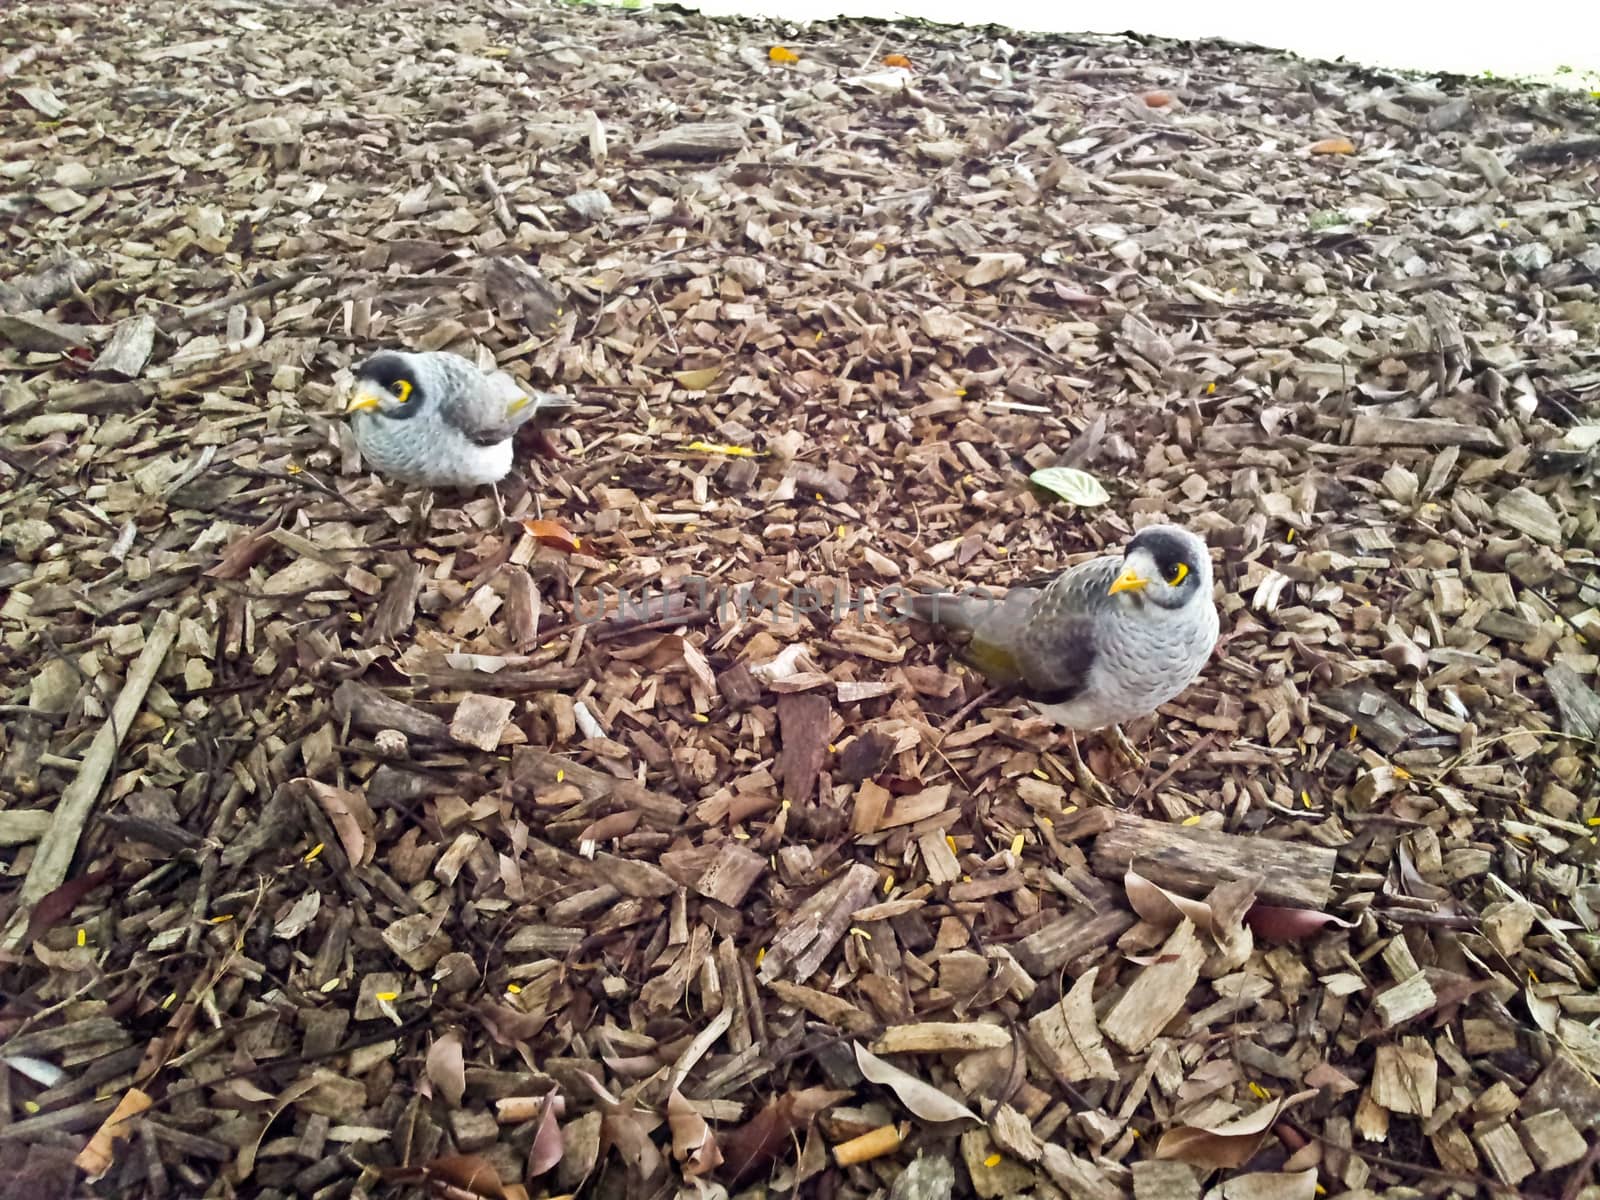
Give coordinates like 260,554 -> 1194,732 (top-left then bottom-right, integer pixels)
344,349 -> 575,522
894,523 -> 1218,790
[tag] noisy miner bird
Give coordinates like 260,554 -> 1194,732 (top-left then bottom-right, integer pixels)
344,349 -> 575,521
896,523 -> 1218,792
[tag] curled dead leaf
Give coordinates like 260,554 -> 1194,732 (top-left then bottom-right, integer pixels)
668,1088 -> 724,1177
882,53 -> 913,69
1141,90 -> 1171,107
853,1043 -> 979,1123
1244,904 -> 1357,942
719,1086 -> 849,1184
1309,137 -> 1356,155
521,518 -> 580,552
1155,1089 -> 1318,1170
74,1087 -> 152,1181
1125,867 -> 1213,931
673,365 -> 721,390
768,46 -> 798,64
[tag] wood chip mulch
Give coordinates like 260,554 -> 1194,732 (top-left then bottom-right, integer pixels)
2,2 -> 1599,1198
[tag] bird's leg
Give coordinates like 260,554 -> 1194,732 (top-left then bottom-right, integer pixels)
1063,730 -> 1116,806
1107,724 -> 1147,770
491,482 -> 506,527
407,490 -> 434,543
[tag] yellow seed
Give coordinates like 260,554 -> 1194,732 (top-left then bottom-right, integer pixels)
873,243 -> 886,252
349,613 -> 363,623
77,928 -> 86,947
1182,815 -> 1201,826
506,983 -> 522,995
1206,382 -> 1216,394
827,744 -> 837,753
24,1101 -> 40,1114
162,992 -> 176,1009
1010,833 -> 1025,856
756,947 -> 766,964
883,874 -> 894,894
984,1154 -> 1002,1168
692,712 -> 709,723
1063,805 -> 1077,814
849,927 -> 873,940
376,991 -> 398,1001
1394,766 -> 1411,780
947,836 -> 958,853
1286,528 -> 1295,542
1039,815 -> 1052,826
556,770 -> 565,782
1249,1081 -> 1269,1100
304,842 -> 325,863
285,463 -> 302,475
837,525 -> 847,539
211,914 -> 233,924
1301,791 -> 1312,808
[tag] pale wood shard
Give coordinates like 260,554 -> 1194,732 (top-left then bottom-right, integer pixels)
1371,971 -> 1437,1030
694,842 -> 767,907
1319,680 -> 1448,754
1091,813 -> 1336,911
3,610 -> 179,951
90,314 -> 157,379
1101,919 -> 1206,1054
1519,1109 -> 1588,1171
870,1022 -> 1011,1054
852,779 -> 890,834
1370,1037 -> 1437,1117
918,830 -> 961,885
1472,1121 -> 1535,1186
1522,1053 -> 1600,1130
1012,907 -> 1137,976
1348,413 -> 1502,450
1494,486 -> 1563,545
449,693 -> 516,752
759,862 -> 879,984
635,121 -> 748,159
1028,966 -> 1117,1081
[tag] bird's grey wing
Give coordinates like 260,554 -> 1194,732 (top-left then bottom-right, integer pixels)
1009,557 -> 1121,703
439,366 -> 568,447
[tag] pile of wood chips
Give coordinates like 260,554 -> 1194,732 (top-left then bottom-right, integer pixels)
2,1 -> 1598,1197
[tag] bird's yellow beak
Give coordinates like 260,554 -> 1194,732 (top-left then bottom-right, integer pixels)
345,386 -> 381,414
1108,568 -> 1148,596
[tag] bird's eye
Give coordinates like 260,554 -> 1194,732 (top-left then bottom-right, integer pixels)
393,379 -> 414,404
1167,562 -> 1189,586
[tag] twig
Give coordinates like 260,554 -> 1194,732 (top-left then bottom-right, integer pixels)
156,270 -> 315,333
3,610 -> 181,951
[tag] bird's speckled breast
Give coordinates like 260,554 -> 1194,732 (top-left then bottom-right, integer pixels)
351,409 -> 512,487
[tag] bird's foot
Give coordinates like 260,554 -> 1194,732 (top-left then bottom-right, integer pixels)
1106,725 -> 1146,770
1062,731 -> 1117,806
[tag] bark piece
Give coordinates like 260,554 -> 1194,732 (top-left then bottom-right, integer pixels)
1091,813 -> 1336,911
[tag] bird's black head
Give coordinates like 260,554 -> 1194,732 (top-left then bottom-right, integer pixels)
1109,524 -> 1210,609
347,351 -> 424,419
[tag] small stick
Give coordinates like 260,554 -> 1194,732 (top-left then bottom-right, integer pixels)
480,163 -> 516,234
3,610 -> 181,951
157,270 -> 315,333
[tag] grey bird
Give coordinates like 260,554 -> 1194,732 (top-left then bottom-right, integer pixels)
896,524 -> 1218,783
343,349 -> 575,519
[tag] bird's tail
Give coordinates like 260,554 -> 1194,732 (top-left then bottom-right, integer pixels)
888,588 -> 997,635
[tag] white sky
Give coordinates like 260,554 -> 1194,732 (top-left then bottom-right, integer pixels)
678,0 -> 1600,86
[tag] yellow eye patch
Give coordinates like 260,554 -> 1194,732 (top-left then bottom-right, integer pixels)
1167,562 -> 1188,586
393,379 -> 414,404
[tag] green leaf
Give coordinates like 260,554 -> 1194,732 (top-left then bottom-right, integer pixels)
1029,466 -> 1110,507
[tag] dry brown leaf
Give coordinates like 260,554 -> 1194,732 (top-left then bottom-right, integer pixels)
1125,867 -> 1214,931
527,1094 -> 564,1177
1155,1089 -> 1318,1169
297,778 -> 375,868
672,365 -> 721,389
521,518 -> 581,552
854,1043 -> 980,1123
667,1088 -> 724,1177
74,1087 -> 152,1180
719,1087 -> 850,1184
1245,904 -> 1356,941
426,1028 -> 466,1107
